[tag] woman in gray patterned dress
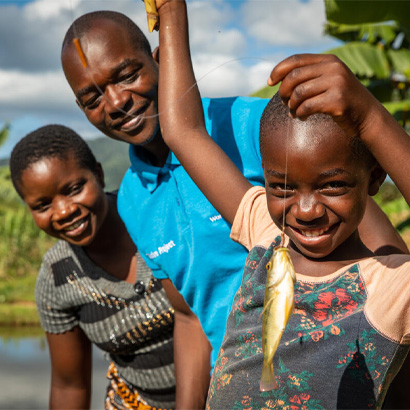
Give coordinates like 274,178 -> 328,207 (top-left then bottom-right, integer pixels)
10,124 -> 177,409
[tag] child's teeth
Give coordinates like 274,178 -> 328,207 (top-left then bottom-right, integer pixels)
300,227 -> 329,237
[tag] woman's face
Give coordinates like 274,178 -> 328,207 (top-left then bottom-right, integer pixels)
19,154 -> 108,247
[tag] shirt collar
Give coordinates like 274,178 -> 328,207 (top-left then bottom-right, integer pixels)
128,145 -> 180,192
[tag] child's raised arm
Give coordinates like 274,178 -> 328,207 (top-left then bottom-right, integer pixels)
269,53 -> 410,207
156,0 -> 251,224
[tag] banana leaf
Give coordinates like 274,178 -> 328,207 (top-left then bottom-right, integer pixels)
324,21 -> 398,45
324,0 -> 410,26
325,42 -> 390,79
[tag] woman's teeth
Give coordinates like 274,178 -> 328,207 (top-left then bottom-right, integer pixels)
65,218 -> 86,231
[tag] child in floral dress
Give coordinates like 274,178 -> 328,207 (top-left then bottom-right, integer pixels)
155,0 -> 410,408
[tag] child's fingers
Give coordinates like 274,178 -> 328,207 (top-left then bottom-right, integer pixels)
277,65 -> 324,107
268,54 -> 328,87
280,78 -> 328,117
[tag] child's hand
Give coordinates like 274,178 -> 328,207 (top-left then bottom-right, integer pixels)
268,54 -> 378,139
155,0 -> 180,11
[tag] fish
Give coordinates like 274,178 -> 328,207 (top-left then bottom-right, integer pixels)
260,246 -> 296,391
143,0 -> 159,32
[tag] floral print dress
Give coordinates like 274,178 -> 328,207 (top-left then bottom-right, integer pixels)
206,236 -> 410,410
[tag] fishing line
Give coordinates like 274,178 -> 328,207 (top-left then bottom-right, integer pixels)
280,114 -> 290,247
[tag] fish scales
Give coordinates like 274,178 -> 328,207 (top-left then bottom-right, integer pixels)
260,247 -> 296,391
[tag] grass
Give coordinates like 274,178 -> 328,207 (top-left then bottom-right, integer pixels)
0,302 -> 40,327
0,273 -> 40,326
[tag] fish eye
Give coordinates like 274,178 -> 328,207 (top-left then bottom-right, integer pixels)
266,261 -> 272,271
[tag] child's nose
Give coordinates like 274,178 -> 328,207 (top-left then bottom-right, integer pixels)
292,194 -> 325,222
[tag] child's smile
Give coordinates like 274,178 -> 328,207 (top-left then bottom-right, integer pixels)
262,119 -> 379,261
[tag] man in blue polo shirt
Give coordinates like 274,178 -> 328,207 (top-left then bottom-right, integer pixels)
61,9 -> 408,408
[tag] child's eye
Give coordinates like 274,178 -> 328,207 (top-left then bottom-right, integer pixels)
269,183 -> 294,197
320,181 -> 348,195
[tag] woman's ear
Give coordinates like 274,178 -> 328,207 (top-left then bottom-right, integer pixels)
95,162 -> 105,189
368,163 -> 386,196
152,46 -> 159,64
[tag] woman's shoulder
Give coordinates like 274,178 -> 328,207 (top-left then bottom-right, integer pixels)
41,240 -> 73,267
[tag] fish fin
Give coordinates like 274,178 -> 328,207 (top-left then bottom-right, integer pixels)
259,292 -> 279,321
260,361 -> 278,391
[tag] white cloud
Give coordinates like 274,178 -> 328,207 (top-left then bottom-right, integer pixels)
193,53 -> 276,97
0,0 -> 340,159
242,0 -> 329,47
0,69 -> 73,114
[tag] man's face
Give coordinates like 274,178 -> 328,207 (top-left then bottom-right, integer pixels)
62,19 -> 160,146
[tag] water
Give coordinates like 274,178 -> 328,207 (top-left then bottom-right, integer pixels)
0,328 -> 108,409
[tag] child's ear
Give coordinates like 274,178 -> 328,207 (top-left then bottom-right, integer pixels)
95,162 -> 105,189
152,46 -> 159,64
368,163 -> 386,196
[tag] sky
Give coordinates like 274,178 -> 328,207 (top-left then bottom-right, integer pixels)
0,0 -> 341,159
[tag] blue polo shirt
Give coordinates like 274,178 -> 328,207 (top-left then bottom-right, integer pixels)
117,96 -> 268,367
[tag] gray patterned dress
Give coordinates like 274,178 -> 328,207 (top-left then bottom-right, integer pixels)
36,240 -> 175,408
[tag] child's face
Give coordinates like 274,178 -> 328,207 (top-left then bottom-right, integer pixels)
18,154 -> 108,247
62,18 -> 160,147
262,120 -> 375,259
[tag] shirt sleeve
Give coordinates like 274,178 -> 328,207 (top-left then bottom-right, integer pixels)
362,255 -> 410,345
35,257 -> 79,334
230,186 -> 279,250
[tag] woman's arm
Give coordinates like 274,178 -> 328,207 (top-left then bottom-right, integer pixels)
161,279 -> 212,409
157,0 -> 251,224
46,327 -> 92,409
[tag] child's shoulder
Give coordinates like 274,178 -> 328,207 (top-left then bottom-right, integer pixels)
231,185 -> 279,250
359,254 -> 410,344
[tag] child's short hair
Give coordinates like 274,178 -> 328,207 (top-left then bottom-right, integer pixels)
62,10 -> 152,57
10,124 -> 98,197
260,93 -> 376,167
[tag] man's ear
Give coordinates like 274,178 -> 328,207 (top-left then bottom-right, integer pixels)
368,163 -> 386,196
152,46 -> 159,64
76,99 -> 85,113
95,162 -> 105,189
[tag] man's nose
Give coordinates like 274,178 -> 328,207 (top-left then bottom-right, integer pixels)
105,84 -> 132,119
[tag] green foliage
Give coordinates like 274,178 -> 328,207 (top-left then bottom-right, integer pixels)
324,0 -> 410,26
325,42 -> 390,79
0,123 -> 9,148
376,181 -> 402,204
0,165 -> 56,281
87,137 -> 130,191
0,303 -> 40,326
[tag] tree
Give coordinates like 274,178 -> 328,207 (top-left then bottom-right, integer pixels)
324,0 -> 410,131
253,1 -> 410,131
0,122 -> 9,148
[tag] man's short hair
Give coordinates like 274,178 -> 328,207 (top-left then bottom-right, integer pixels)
10,124 -> 98,197
62,10 -> 152,57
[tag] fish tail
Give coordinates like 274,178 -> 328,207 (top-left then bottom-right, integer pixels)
260,361 -> 278,391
